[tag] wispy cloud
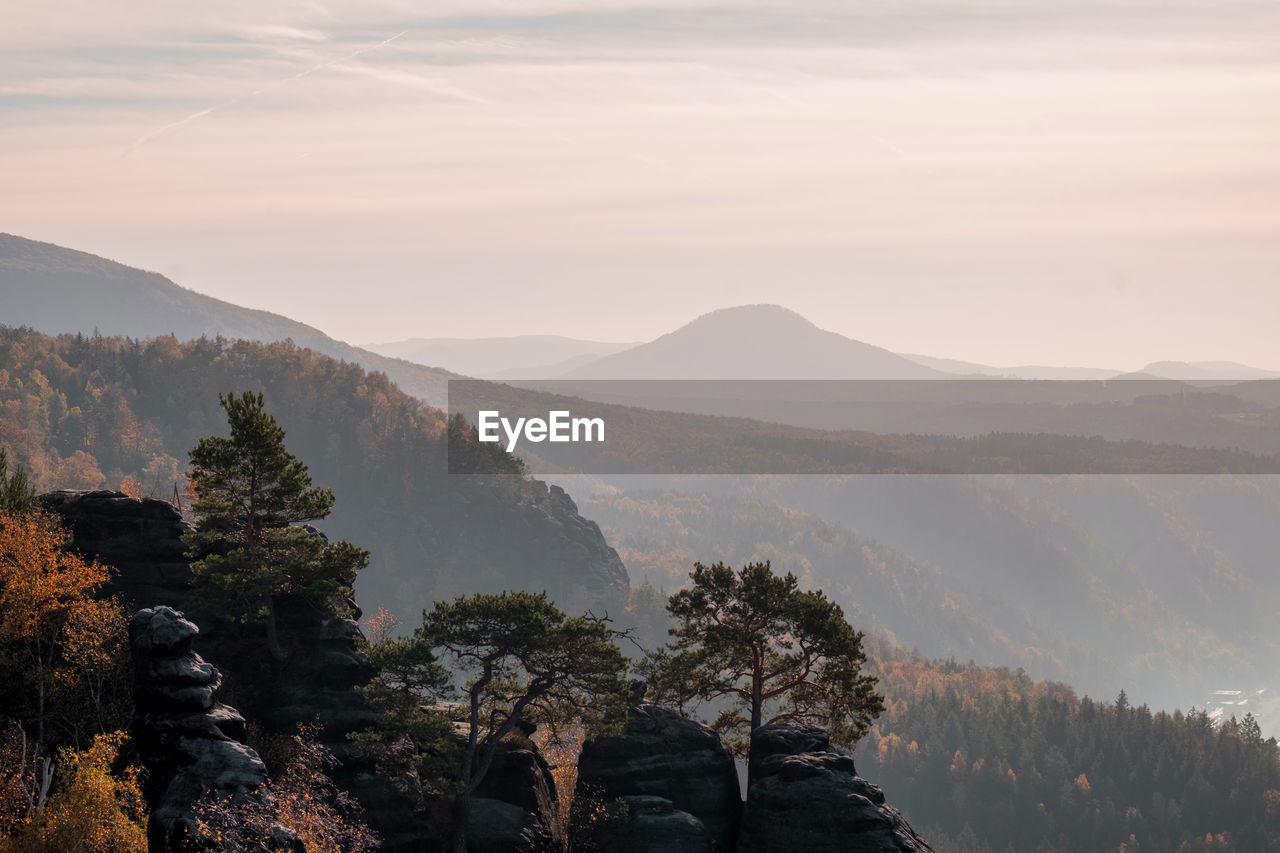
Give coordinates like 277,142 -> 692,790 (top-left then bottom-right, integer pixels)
122,29 -> 408,154
5,1 -> 1280,363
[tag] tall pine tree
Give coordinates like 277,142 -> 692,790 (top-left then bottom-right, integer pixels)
185,391 -> 368,664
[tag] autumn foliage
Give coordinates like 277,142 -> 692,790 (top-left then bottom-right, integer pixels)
0,510 -> 130,753
193,726 -> 378,853
0,505 -> 143,851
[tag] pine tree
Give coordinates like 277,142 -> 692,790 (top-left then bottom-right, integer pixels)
420,591 -> 630,853
184,391 -> 368,664
644,560 -> 883,754
0,448 -> 35,515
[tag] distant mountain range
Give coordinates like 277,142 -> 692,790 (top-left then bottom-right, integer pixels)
0,233 -> 457,403
361,335 -> 639,379
370,306 -> 1280,382
4,234 -> 1276,383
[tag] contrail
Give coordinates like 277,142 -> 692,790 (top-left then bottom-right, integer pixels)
123,30 -> 408,156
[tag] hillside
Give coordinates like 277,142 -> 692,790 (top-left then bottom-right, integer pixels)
565,304 -> 944,379
582,490 -> 1057,667
0,326 -> 628,622
0,233 -> 455,403
1142,360 -> 1280,380
579,473 -> 1280,725
448,379 -> 1280,474
362,334 -> 638,378
899,353 -> 1121,379
856,646 -> 1280,852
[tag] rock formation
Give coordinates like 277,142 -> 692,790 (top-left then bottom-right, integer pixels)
40,490 -> 192,607
448,721 -> 562,853
573,702 -> 741,852
130,605 -> 300,852
737,723 -> 933,853
419,482 -> 629,607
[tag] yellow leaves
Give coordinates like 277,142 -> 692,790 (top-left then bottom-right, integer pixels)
362,607 -> 402,644
36,733 -> 147,852
0,731 -> 147,853
534,722 -> 586,841
118,475 -> 143,499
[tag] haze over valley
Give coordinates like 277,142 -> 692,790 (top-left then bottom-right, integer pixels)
5,2 -> 1280,843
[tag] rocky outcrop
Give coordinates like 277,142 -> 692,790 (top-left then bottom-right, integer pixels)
40,490 -> 192,607
586,795 -> 714,853
419,482 -> 629,608
130,605 -> 300,852
448,722 -> 561,853
573,702 -> 740,852
738,724 -> 933,853
44,493 -> 404,848
266,584 -> 379,741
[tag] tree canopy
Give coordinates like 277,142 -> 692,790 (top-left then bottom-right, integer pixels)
419,590 -> 630,853
185,391 -> 368,664
646,560 -> 883,753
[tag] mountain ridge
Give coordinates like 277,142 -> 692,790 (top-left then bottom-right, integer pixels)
361,333 -> 639,379
0,232 -> 457,404
564,304 -> 946,379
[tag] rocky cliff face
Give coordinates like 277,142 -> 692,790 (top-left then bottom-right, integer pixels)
44,490 -> 930,853
738,724 -> 933,853
387,481 -> 629,610
40,490 -> 377,738
130,605 -> 300,852
573,702 -> 741,852
39,490 -> 193,607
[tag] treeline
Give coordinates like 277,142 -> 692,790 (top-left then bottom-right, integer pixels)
0,326 -> 519,495
859,649 -> 1280,852
0,326 -> 577,612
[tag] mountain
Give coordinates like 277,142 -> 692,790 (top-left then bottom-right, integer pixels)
362,335 -> 638,378
1142,360 -> 1280,380
899,352 -> 1121,379
0,233 -> 456,404
564,304 -> 945,379
904,357 -> 1280,382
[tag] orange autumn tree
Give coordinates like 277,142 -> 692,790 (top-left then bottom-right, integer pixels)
0,506 -> 140,850
0,510 -> 130,760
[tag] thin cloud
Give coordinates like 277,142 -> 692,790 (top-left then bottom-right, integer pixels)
123,29 -> 408,155
328,61 -> 489,104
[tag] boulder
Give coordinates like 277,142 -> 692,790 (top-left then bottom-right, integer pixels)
737,723 -> 933,853
612,795 -> 713,853
573,702 -> 740,851
465,797 -> 554,853
445,723 -> 562,849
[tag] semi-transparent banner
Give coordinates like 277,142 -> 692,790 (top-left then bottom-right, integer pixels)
445,379 -> 1280,475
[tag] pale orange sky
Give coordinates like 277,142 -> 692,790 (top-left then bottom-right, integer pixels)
2,1 -> 1278,369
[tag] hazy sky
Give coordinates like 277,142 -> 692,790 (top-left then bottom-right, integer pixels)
3,1 -> 1278,369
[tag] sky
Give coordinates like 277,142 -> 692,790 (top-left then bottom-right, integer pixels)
3,0 -> 1278,370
